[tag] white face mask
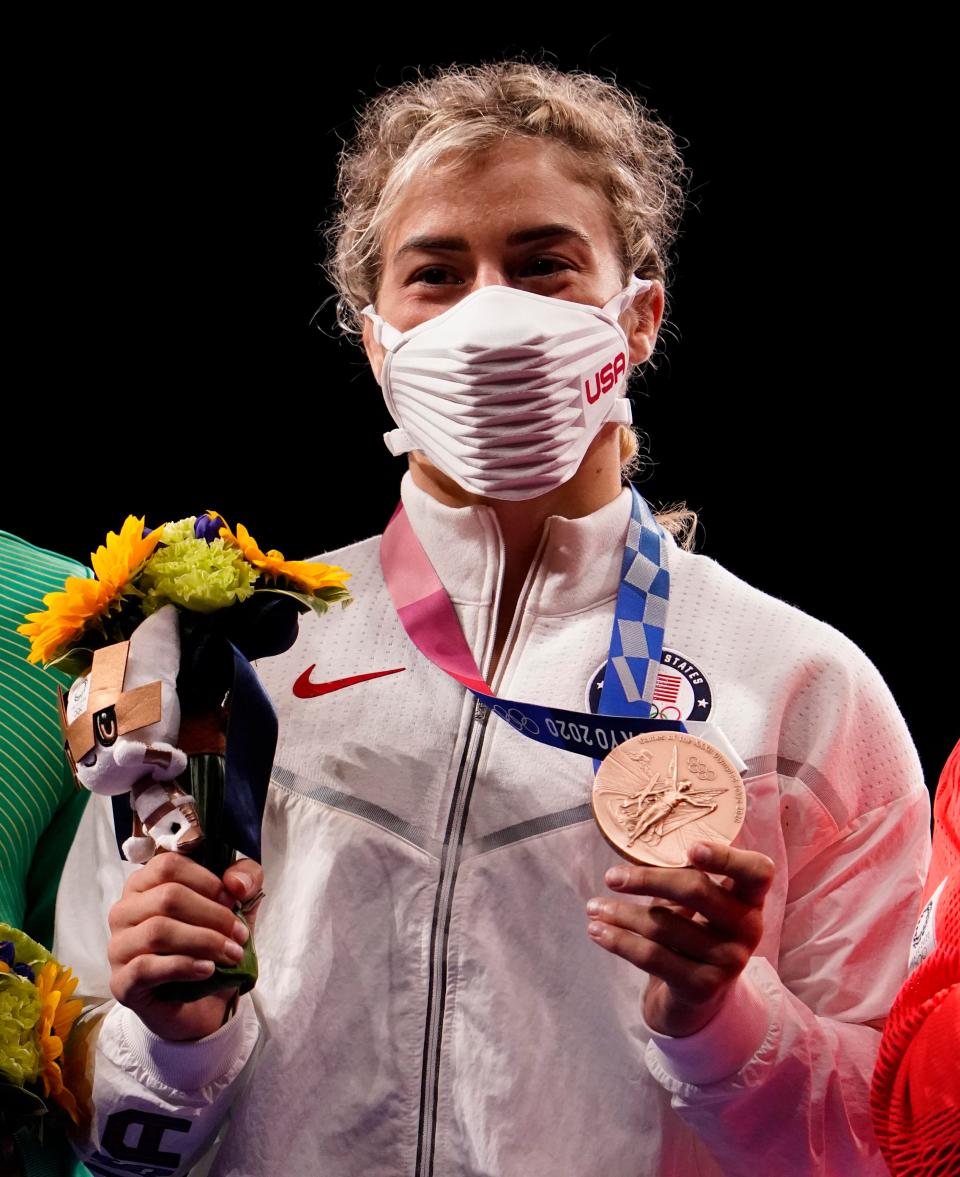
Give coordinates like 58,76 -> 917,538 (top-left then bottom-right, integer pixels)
362,276 -> 651,501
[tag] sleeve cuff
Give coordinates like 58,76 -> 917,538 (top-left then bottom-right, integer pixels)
643,971 -> 771,1086
115,994 -> 257,1092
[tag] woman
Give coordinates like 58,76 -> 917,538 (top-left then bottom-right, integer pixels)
55,62 -> 931,1176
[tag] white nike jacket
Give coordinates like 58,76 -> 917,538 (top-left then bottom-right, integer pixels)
55,475 -> 931,1177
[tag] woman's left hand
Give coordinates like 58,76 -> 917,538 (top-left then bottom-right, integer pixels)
586,841 -> 775,1037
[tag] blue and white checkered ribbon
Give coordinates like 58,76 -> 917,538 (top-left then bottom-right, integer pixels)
597,487 -> 672,718
383,484 -> 684,764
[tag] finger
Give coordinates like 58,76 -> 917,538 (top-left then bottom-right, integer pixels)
668,904 -> 698,922
124,852 -> 233,906
688,843 -> 775,907
109,882 -> 250,943
586,921 -> 728,1004
604,864 -> 758,940
108,916 -> 248,969
586,899 -> 749,973
110,954 -> 220,1007
223,859 -> 264,932
223,857 -> 263,903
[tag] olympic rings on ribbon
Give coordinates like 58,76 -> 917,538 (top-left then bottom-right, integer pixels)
491,705 -> 540,736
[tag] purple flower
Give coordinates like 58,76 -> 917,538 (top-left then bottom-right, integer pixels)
194,513 -> 223,543
13,962 -> 35,983
0,941 -> 13,968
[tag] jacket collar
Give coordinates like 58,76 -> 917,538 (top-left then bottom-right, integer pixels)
398,471 -> 635,617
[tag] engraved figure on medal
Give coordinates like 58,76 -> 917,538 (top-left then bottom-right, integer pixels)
618,744 -> 726,847
593,733 -> 746,867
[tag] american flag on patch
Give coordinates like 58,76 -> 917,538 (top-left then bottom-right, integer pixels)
652,673 -> 682,703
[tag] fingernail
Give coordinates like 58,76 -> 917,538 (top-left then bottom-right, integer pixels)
232,919 -> 250,945
224,940 -> 245,962
689,844 -> 711,865
193,959 -> 215,976
223,872 -> 250,900
586,898 -> 602,916
587,922 -> 606,939
606,868 -> 628,887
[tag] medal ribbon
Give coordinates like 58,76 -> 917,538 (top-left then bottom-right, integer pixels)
380,487 -> 684,761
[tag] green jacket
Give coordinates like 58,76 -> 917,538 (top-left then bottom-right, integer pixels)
1,531 -> 91,1177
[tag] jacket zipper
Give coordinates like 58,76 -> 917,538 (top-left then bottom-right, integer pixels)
414,520 -> 551,1177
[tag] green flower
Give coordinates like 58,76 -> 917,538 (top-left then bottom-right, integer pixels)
0,924 -> 54,974
158,516 -> 199,545
0,973 -> 41,1085
140,534 -> 259,615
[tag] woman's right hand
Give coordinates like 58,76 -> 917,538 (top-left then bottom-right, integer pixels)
107,852 -> 263,1041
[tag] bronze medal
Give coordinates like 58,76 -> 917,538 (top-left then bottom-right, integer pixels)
592,731 -> 745,867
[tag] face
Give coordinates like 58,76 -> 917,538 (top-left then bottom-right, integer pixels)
361,137 -> 663,379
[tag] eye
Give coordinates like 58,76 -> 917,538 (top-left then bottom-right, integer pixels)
518,255 -> 574,279
410,266 -> 462,286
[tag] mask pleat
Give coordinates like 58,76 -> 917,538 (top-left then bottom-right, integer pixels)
374,277 -> 647,500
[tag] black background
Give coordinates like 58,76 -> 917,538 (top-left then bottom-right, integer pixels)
5,23 -> 953,791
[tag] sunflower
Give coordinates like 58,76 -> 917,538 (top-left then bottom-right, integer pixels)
213,515 -> 352,598
17,516 -> 162,665
34,961 -> 82,1123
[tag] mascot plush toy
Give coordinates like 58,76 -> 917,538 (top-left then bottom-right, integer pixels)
60,604 -> 200,864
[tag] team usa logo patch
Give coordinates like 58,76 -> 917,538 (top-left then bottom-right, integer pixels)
586,649 -> 713,722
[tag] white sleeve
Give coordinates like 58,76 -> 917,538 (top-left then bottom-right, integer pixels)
642,639 -> 932,1177
54,792 -> 262,1177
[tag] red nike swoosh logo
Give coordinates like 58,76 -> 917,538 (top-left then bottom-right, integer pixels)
293,666 -> 406,698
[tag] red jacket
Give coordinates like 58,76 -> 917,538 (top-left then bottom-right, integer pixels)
872,739 -> 960,1175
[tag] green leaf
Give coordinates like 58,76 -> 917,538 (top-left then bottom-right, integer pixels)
46,647 -> 94,677
254,587 -> 327,618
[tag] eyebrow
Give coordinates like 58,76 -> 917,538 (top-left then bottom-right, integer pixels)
393,223 -> 593,260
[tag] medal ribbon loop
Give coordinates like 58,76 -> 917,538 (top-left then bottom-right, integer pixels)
380,487 -> 684,761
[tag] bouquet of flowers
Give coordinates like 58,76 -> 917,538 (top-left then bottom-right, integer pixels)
0,923 -> 89,1142
18,512 -> 351,1001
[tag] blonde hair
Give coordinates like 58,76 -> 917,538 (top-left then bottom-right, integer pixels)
325,59 -> 697,547
618,426 -> 698,549
325,60 -> 686,335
